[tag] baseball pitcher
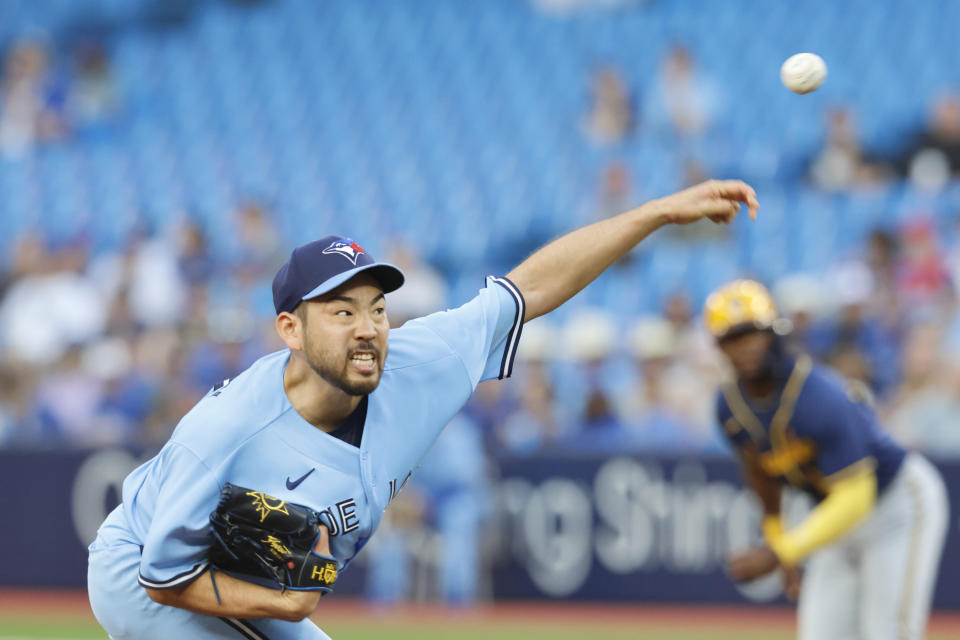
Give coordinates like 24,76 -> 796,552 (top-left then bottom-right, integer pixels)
87,181 -> 757,639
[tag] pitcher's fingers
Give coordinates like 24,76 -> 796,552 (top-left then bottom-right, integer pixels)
746,192 -> 759,220
314,522 -> 332,554
715,180 -> 759,219
714,179 -> 757,202
314,537 -> 330,555
704,199 -> 741,221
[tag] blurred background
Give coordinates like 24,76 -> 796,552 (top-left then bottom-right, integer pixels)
1,0 -> 960,637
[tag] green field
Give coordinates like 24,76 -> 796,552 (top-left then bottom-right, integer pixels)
1,603 -> 957,640
0,615 -> 795,640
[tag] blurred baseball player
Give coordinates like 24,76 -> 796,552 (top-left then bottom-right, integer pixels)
706,280 -> 949,640
87,180 -> 758,639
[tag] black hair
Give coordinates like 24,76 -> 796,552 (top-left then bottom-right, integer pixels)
292,302 -> 308,326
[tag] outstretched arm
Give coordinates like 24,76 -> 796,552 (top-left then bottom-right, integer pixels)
507,180 -> 758,322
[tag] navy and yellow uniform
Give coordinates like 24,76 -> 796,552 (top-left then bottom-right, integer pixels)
716,354 -> 906,503
707,279 -> 948,640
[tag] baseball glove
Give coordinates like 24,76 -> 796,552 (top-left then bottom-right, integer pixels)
208,483 -> 338,592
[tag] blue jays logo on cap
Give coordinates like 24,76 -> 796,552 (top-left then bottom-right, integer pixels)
321,239 -> 365,265
272,235 -> 405,315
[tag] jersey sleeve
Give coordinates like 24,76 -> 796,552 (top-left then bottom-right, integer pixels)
408,276 -> 524,387
137,443 -> 220,590
794,372 -> 875,483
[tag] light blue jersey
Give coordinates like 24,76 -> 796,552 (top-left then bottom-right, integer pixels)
89,277 -> 523,639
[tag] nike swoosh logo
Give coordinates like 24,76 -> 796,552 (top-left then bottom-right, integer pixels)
286,468 -> 316,490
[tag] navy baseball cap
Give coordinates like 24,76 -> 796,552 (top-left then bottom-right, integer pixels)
272,236 -> 405,314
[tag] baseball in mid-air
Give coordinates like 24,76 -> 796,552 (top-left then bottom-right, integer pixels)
780,53 -> 827,94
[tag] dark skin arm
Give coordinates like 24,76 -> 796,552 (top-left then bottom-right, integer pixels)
742,448 -> 781,517
726,449 -> 802,600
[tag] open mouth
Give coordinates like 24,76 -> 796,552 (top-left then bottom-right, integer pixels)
349,351 -> 378,374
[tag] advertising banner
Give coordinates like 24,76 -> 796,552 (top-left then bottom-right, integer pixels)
1,449 -> 957,609
491,454 -> 960,609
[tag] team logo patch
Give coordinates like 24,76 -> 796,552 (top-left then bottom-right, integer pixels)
322,239 -> 365,265
759,438 -> 816,476
245,490 -> 291,523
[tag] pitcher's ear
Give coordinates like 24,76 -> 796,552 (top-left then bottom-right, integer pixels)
276,311 -> 303,352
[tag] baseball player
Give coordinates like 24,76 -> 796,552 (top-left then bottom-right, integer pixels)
87,181 -> 759,639
705,280 -> 949,640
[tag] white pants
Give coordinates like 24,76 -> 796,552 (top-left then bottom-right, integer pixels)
798,453 -> 949,640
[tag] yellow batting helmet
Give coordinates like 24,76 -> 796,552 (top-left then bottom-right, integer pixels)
703,279 -> 779,339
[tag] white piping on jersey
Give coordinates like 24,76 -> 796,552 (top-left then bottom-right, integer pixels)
137,562 -> 208,589
221,617 -> 272,640
489,276 -> 525,380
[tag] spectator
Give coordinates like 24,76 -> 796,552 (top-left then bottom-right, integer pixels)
618,315 -> 718,450
864,228 -> 901,322
827,344 -> 875,390
896,219 -> 952,322
894,91 -> 960,185
465,379 -> 516,453
410,412 -> 490,604
205,259 -> 273,345
101,284 -> 139,338
233,201 -> 285,275
578,162 -> 652,268
885,324 -> 960,454
812,262 -> 902,395
362,487 -> 426,605
0,365 -> 36,444
32,346 -> 105,445
556,309 -> 632,451
558,309 -> 620,415
663,290 -> 722,377
88,225 -> 187,330
581,65 -> 634,145
384,242 -> 447,326
496,319 -> 560,453
4,230 -> 51,287
68,38 -> 119,131
582,161 -> 638,223
84,337 -> 155,444
807,107 -> 891,191
0,39 -> 67,157
499,372 -> 558,454
644,45 -> 722,138
131,328 -> 190,446
178,220 -> 216,288
0,235 -> 107,366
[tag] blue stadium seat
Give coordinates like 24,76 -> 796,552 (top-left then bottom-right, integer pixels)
0,0 -> 956,304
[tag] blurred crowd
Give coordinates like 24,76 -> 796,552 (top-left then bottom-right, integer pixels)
3,196 -> 960,460
0,202 -> 287,447
1,35 -> 118,159
470,217 -> 960,459
1,43 -> 960,462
